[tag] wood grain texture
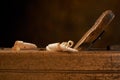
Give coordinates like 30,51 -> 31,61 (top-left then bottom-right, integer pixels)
0,50 -> 120,80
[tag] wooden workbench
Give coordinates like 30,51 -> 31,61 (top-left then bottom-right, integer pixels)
0,50 -> 120,80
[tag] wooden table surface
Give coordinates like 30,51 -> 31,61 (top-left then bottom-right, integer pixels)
0,50 -> 120,80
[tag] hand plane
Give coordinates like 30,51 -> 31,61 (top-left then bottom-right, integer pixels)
74,10 -> 115,50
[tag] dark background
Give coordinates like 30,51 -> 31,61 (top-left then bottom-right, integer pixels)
1,0 -> 120,48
